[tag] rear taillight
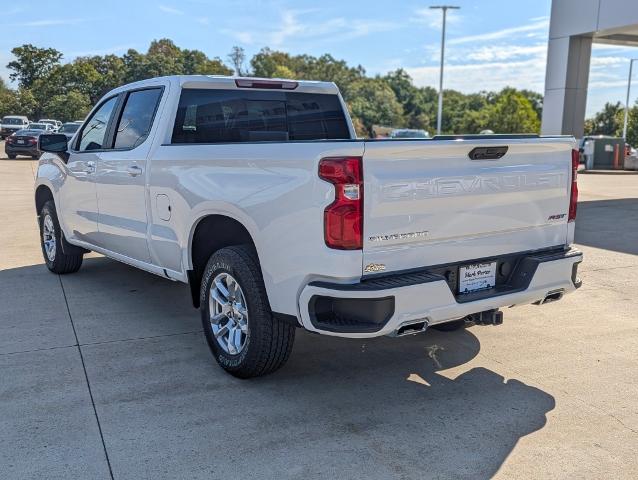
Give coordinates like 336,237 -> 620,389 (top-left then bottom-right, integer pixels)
6,136 -> 14,144
318,156 -> 363,250
569,148 -> 579,222
28,137 -> 37,144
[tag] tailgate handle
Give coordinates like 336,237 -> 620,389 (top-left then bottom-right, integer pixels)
468,146 -> 508,160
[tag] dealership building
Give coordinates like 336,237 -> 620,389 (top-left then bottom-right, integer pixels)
542,0 -> 638,137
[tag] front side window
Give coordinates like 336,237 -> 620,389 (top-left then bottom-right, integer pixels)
78,96 -> 118,151
172,89 -> 350,144
114,88 -> 162,149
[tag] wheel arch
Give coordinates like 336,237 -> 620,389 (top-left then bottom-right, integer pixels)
35,183 -> 55,216
187,213 -> 260,308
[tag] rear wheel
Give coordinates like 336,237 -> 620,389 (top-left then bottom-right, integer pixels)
200,245 -> 295,378
7,154 -> 16,159
39,200 -> 83,274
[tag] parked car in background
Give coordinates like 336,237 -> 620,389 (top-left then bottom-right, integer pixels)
625,143 -> 637,157
58,122 -> 81,140
389,128 -> 429,139
5,128 -> 46,159
1,116 -> 30,139
28,122 -> 55,133
38,119 -> 61,132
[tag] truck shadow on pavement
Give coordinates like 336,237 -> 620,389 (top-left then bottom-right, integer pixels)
1,257 -> 556,479
271,330 -> 556,479
576,198 -> 638,255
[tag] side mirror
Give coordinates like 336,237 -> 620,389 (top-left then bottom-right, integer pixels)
39,134 -> 69,162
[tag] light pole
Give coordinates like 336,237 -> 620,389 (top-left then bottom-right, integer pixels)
430,5 -> 459,136
622,58 -> 638,140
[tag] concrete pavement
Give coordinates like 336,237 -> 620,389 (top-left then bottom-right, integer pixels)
1,143 -> 637,479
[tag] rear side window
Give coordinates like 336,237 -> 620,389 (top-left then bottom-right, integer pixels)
171,89 -> 350,144
114,88 -> 162,149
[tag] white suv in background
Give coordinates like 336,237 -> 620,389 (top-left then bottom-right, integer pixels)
1,115 -> 30,139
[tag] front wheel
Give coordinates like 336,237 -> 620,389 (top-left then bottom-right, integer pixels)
39,200 -> 83,274
200,245 -> 295,378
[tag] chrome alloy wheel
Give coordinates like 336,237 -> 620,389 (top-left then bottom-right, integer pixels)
42,214 -> 56,262
209,272 -> 249,355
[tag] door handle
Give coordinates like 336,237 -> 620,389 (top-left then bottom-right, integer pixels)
127,165 -> 143,177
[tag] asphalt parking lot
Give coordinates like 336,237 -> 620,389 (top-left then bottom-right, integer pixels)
1,141 -> 637,479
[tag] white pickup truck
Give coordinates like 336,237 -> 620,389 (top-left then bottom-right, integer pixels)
35,75 -> 583,377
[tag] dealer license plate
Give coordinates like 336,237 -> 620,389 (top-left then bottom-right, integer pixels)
17,140 -> 24,144
459,262 -> 497,293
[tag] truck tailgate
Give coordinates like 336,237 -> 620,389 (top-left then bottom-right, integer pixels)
362,137 -> 575,274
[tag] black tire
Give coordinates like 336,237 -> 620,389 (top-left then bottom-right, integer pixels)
432,319 -> 467,332
31,154 -> 40,160
200,245 -> 295,378
7,154 -> 16,159
39,200 -> 83,274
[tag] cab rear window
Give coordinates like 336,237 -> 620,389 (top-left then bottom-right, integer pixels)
171,89 -> 350,143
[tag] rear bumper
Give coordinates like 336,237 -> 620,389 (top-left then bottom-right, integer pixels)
298,247 -> 583,338
5,144 -> 39,156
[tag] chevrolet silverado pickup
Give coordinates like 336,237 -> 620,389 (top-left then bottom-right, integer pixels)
34,75 -> 583,378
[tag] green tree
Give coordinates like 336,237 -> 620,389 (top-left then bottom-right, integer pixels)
520,89 -> 543,119
251,48 -> 296,78
484,88 -> 540,133
622,100 -> 638,147
45,91 -> 92,122
76,55 -> 127,102
584,102 -> 623,136
383,69 -> 437,132
228,46 -> 247,76
0,78 -> 20,118
122,39 -> 231,83
7,44 -> 62,89
348,78 -> 404,136
250,48 -> 365,100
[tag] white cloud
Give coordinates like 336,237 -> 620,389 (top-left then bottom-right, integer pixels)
464,44 -> 546,62
159,5 -> 184,15
0,51 -> 12,85
411,7 -> 461,28
67,45 -> 136,58
449,18 -> 549,45
406,55 -> 547,93
14,18 -> 87,27
222,10 -> 398,48
590,56 -> 628,67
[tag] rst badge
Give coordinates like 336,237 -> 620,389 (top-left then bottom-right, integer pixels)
547,213 -> 567,222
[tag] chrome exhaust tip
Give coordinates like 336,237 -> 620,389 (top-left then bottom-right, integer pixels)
535,288 -> 565,305
391,319 -> 429,337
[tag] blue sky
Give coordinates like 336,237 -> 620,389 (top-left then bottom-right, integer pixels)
1,0 -> 636,116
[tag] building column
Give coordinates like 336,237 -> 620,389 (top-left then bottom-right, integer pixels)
541,35 -> 592,137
